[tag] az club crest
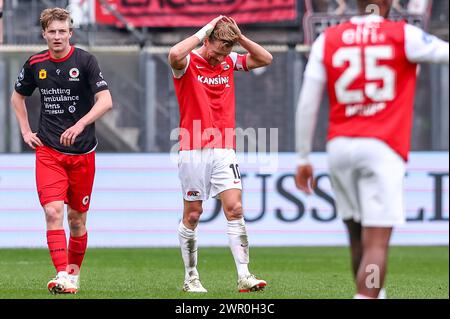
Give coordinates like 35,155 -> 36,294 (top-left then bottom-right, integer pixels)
186,191 -> 200,198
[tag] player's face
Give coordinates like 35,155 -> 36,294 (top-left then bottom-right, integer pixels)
43,20 -> 72,55
205,40 -> 233,67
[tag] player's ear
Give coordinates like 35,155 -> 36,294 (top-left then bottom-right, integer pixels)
42,30 -> 46,40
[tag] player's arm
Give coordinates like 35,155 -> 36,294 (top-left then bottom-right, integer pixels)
405,24 -> 449,64
225,17 -> 273,70
60,90 -> 112,147
295,34 -> 327,194
12,60 -> 42,149
168,15 -> 225,71
11,90 -> 43,149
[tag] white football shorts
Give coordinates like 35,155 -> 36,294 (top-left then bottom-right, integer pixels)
178,149 -> 243,201
327,137 -> 406,227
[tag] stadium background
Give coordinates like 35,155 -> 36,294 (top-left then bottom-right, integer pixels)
0,0 -> 448,299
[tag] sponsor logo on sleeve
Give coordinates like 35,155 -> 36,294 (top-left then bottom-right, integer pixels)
18,68 -> 25,81
96,80 -> 108,88
15,68 -> 25,87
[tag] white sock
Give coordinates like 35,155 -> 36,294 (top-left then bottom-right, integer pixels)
178,222 -> 199,280
227,218 -> 250,278
57,271 -> 68,278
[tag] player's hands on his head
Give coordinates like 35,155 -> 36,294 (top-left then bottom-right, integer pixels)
22,131 -> 43,150
60,120 -> 87,147
208,15 -> 225,28
223,16 -> 243,39
295,164 -> 316,195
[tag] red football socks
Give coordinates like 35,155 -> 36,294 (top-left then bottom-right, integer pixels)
68,232 -> 88,275
46,229 -> 68,273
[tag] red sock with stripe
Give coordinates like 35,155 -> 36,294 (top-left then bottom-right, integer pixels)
46,229 -> 68,273
68,232 -> 88,275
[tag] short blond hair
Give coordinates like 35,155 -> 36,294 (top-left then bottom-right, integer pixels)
209,20 -> 239,47
40,8 -> 73,31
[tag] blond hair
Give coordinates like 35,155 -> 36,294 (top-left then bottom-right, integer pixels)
40,8 -> 73,31
209,20 -> 239,47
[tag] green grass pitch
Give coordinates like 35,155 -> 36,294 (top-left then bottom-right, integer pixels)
0,246 -> 447,299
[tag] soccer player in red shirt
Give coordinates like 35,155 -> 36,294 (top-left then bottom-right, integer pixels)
169,16 -> 272,293
11,8 -> 113,294
295,0 -> 448,298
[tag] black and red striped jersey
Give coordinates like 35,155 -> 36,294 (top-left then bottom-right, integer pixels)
14,46 -> 109,154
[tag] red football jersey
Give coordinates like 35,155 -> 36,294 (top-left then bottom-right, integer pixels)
323,18 -> 418,161
174,51 -> 248,150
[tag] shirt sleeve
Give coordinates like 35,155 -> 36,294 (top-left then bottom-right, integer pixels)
172,54 -> 190,79
404,24 -> 449,64
295,77 -> 325,165
85,54 -> 109,94
304,33 -> 327,83
14,59 -> 37,97
294,34 -> 327,164
230,52 -> 249,72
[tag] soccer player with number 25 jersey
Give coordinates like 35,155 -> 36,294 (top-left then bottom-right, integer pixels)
11,8 -> 113,294
295,0 -> 449,299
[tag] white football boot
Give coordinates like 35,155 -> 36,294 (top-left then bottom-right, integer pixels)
47,272 -> 77,295
237,274 -> 267,293
183,276 -> 208,293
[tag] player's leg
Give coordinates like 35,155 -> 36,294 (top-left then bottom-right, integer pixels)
211,149 -> 266,292
354,138 -> 406,299
344,220 -> 388,298
44,201 -> 72,294
344,219 -> 363,279
65,151 -> 95,293
36,146 -> 71,294
179,199 -> 207,292
220,189 -> 249,276
355,227 -> 392,298
66,207 -> 87,293
178,150 -> 211,292
327,138 -> 362,286
220,188 -> 266,292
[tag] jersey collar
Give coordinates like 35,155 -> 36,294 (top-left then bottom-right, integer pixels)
49,46 -> 75,63
193,49 -> 224,70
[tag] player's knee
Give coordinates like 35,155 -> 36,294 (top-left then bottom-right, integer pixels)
68,216 -> 85,232
186,209 -> 203,225
44,205 -> 64,224
224,202 -> 243,219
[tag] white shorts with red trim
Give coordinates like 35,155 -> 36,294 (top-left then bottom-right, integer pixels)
178,149 -> 242,201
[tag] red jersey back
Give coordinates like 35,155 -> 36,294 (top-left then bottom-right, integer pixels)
174,51 -> 248,150
323,18 -> 418,161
